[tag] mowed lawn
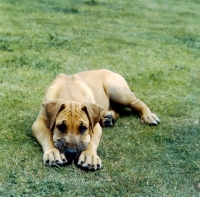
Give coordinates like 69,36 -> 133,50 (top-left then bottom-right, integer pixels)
0,0 -> 200,196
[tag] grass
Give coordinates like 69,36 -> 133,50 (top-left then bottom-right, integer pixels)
0,0 -> 200,196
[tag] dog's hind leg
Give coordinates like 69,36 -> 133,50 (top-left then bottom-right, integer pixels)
104,73 -> 160,125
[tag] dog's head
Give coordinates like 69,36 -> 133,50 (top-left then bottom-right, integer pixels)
43,99 -> 103,161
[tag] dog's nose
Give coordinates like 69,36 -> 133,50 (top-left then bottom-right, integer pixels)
64,148 -> 78,156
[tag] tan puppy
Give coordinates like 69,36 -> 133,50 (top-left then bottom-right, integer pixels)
32,69 -> 160,170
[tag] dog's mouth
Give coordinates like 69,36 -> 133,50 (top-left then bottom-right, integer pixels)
54,139 -> 87,162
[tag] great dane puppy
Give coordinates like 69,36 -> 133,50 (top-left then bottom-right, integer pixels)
32,69 -> 160,170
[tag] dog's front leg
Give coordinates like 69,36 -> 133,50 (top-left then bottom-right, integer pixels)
32,118 -> 67,166
78,123 -> 102,170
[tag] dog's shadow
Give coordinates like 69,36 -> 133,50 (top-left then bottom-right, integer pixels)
58,158 -> 98,172
120,108 -> 139,117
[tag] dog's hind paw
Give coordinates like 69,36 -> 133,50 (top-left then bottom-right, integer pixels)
100,115 -> 114,127
141,113 -> 160,126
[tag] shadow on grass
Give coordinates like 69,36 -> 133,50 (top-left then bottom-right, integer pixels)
49,7 -> 78,13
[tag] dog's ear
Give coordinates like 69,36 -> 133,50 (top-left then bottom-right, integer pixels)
42,99 -> 66,131
82,103 -> 104,133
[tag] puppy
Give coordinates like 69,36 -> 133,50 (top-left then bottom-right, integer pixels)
32,69 -> 160,170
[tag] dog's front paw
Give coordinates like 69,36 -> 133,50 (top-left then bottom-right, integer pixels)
141,113 -> 160,126
43,148 -> 67,166
78,150 -> 102,170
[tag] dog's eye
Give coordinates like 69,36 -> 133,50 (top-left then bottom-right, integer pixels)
57,122 -> 67,133
79,125 -> 87,134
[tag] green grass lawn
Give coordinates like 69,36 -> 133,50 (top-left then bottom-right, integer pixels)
0,0 -> 200,196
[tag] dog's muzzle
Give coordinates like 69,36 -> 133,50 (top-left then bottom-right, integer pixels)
64,148 -> 78,157
55,139 -> 83,161
64,148 -> 80,163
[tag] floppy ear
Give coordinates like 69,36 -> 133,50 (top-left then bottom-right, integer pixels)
82,103 -> 104,133
42,99 -> 66,131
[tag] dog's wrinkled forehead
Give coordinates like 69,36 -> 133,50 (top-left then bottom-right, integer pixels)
56,101 -> 88,124
43,99 -> 103,131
